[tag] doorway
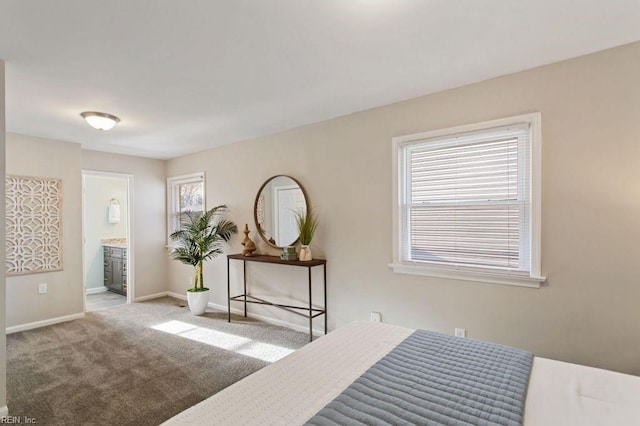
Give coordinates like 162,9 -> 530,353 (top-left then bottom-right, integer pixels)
273,184 -> 306,244
82,171 -> 134,312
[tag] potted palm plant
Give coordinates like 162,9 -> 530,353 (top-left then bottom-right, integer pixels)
294,208 -> 318,261
170,205 -> 238,315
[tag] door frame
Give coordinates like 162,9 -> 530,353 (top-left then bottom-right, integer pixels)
272,184 -> 302,245
81,170 -> 135,310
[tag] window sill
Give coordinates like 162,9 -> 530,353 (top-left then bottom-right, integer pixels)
388,263 -> 545,288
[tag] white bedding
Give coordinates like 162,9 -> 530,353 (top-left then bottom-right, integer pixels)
164,321 -> 640,426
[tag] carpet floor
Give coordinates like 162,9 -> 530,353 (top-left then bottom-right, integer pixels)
7,297 -> 309,425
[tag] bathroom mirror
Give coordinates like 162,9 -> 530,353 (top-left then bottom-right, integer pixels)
254,175 -> 308,248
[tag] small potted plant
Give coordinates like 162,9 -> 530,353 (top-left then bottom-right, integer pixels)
295,208 -> 318,261
170,205 -> 238,315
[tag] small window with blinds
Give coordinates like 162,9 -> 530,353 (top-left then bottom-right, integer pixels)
391,114 -> 544,288
167,172 -> 205,247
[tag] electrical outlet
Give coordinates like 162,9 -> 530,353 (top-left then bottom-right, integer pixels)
38,283 -> 48,294
455,328 -> 466,338
370,311 -> 382,323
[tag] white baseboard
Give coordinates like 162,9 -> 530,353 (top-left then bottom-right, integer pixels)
0,405 -> 8,417
165,291 -> 324,337
167,291 -> 186,301
86,286 -> 108,295
6,313 -> 85,334
134,291 -> 169,302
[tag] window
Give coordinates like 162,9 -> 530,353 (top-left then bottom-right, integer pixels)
391,113 -> 544,288
167,173 -> 205,246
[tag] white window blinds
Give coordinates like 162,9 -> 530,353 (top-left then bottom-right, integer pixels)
400,123 -> 531,272
167,173 -> 205,246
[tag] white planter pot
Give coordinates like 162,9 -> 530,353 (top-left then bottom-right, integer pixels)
187,289 -> 210,315
299,245 -> 313,261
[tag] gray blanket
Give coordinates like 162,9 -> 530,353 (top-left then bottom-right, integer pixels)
305,330 -> 533,426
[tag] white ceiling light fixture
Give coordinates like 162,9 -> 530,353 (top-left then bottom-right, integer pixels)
80,111 -> 120,131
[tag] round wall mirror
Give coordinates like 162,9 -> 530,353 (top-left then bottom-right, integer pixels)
254,175 -> 308,248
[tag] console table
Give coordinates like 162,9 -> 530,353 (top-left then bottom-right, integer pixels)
227,254 -> 327,341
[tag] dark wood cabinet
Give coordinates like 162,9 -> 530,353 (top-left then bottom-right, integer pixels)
103,246 -> 127,295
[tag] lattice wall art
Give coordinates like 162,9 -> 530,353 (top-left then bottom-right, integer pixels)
6,175 -> 63,275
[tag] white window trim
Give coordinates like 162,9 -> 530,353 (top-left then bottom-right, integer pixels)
167,172 -> 205,248
390,113 -> 545,288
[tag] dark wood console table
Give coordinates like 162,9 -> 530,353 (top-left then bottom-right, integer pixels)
227,254 -> 327,341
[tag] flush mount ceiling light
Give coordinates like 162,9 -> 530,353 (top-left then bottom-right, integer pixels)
80,111 -> 120,131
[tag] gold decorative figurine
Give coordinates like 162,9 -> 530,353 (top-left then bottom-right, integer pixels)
241,224 -> 257,257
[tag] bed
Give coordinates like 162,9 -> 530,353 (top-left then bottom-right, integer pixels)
164,321 -> 640,425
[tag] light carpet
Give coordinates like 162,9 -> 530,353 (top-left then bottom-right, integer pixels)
7,297 -> 308,425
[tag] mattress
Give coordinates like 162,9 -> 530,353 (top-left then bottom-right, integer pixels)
163,321 -> 640,426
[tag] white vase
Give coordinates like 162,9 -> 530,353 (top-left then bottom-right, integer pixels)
187,289 -> 210,315
299,245 -> 313,261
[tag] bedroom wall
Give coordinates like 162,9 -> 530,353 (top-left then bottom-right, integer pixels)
81,150 -> 168,299
166,41 -> 640,375
0,58 -> 8,413
5,133 -> 84,328
3,141 -> 168,329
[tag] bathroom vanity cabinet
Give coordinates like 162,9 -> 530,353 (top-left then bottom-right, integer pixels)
103,246 -> 127,295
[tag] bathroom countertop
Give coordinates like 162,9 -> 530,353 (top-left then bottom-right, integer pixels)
102,238 -> 127,248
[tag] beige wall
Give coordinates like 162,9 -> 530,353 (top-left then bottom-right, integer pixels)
3,141 -> 168,329
0,59 -> 7,412
6,133 -> 84,328
167,42 -> 640,374
81,150 -> 167,299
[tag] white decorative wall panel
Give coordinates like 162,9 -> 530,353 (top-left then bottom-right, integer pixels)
6,175 -> 63,275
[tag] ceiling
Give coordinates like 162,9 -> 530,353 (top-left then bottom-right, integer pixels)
1,1 -> 639,160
